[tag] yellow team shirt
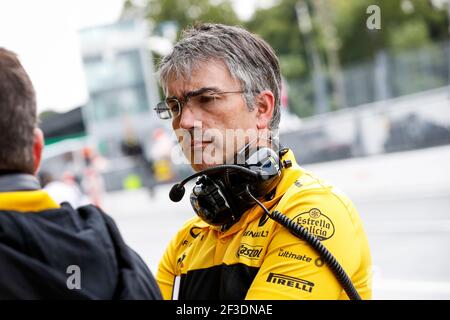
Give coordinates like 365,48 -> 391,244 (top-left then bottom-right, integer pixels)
157,149 -> 372,300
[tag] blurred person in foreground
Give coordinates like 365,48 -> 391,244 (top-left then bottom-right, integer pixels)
155,24 -> 372,300
0,48 -> 161,300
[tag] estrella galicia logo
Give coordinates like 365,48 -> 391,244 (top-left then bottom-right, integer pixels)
236,243 -> 263,260
293,208 -> 335,241
266,273 -> 314,293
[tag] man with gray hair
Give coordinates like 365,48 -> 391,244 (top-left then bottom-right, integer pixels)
156,23 -> 372,300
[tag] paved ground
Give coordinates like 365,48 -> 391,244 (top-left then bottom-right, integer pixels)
104,145 -> 450,300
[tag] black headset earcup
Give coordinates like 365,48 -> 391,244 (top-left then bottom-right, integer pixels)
190,176 -> 237,226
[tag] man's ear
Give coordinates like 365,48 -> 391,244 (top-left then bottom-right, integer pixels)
33,128 -> 44,175
256,90 -> 275,130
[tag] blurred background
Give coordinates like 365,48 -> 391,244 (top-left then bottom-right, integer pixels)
1,0 -> 449,299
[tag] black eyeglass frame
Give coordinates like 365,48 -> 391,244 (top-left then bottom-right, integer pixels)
154,87 -> 256,120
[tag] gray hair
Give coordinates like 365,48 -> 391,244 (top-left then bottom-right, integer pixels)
158,23 -> 282,130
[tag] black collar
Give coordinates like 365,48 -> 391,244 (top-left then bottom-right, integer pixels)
0,173 -> 41,192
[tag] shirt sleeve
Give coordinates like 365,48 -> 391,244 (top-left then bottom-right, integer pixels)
156,234 -> 178,300
245,188 -> 363,300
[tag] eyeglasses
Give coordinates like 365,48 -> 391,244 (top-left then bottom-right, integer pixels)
154,87 -> 246,120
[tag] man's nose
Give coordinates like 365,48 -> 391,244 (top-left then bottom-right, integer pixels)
178,103 -> 198,130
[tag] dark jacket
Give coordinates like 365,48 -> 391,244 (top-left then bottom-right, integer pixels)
0,202 -> 162,299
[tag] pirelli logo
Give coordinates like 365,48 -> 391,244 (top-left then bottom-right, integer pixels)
266,273 -> 314,293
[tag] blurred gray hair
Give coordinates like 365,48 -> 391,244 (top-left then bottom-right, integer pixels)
158,23 -> 282,130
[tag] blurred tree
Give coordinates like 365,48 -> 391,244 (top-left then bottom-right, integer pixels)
125,0 -> 240,37
388,18 -> 432,50
245,0 -> 314,115
331,0 -> 449,63
246,0 -> 448,66
124,0 -> 449,117
245,0 -> 449,116
245,0 -> 308,79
